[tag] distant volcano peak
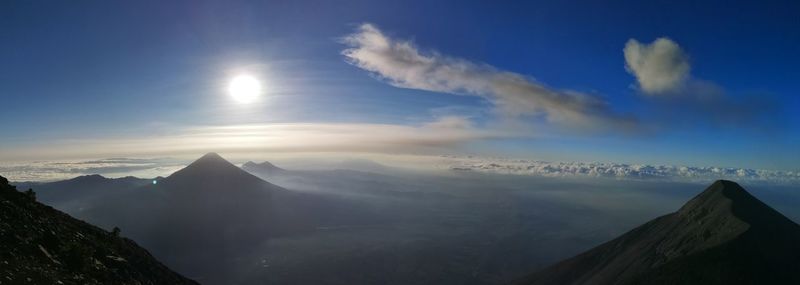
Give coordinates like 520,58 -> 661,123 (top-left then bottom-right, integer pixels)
165,152 -> 260,183
242,160 -> 287,174
184,152 -> 235,168
194,152 -> 227,164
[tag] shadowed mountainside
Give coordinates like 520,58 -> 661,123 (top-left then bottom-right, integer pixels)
79,153 -> 382,282
514,180 -> 800,285
0,175 -> 196,285
14,175 -> 152,219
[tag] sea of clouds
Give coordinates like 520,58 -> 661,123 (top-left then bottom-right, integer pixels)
2,155 -> 797,185
441,156 -> 799,185
0,158 -> 185,182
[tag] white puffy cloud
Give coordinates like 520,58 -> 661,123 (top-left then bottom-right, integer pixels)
623,38 -> 691,94
342,23 -> 636,131
623,38 -> 781,130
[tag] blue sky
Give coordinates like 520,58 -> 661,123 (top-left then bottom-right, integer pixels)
0,0 -> 798,171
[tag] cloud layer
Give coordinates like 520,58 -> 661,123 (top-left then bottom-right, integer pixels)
0,158 -> 185,182
624,38 -> 691,94
443,156 -> 800,185
342,23 -> 636,132
0,117 -> 510,162
6,153 -> 797,185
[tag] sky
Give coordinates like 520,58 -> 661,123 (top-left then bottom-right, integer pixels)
1,0 -> 798,172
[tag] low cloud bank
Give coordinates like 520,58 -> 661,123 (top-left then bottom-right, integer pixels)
0,158 -> 184,182
443,156 -> 799,185
5,153 -> 798,185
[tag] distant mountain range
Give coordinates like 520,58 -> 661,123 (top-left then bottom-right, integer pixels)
14,175 -> 152,219
0,175 -> 196,284
514,180 -> 800,284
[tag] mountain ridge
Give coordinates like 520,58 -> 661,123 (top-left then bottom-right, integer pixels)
0,175 -> 197,284
514,180 -> 800,285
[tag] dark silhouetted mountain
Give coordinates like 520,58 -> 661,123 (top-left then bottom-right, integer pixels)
126,152 -> 286,246
76,153 -> 381,282
242,160 -> 287,175
0,175 -> 196,285
14,175 -> 151,217
514,180 -> 800,285
16,174 -> 151,199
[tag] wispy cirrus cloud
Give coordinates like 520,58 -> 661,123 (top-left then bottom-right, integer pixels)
341,23 -> 638,132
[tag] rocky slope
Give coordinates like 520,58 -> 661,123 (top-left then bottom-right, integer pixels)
514,180 -> 800,285
0,175 -> 196,285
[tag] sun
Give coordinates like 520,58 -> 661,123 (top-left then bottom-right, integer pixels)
228,74 -> 262,103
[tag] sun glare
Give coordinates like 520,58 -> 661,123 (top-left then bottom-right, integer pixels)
228,74 -> 262,104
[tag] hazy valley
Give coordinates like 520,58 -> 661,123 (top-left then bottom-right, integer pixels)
9,153 -> 800,284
